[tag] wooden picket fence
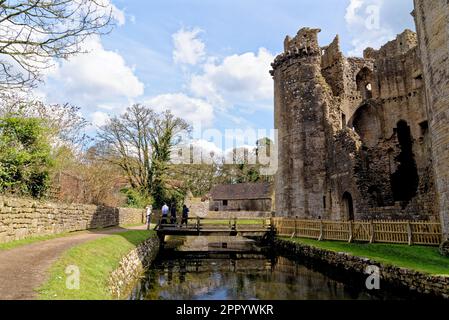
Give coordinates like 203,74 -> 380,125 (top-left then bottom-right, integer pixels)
272,218 -> 443,246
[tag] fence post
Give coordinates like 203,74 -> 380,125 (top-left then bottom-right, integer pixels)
348,221 -> 353,243
294,217 -> 298,237
369,221 -> 375,244
407,221 -> 413,246
318,220 -> 324,241
196,216 -> 200,233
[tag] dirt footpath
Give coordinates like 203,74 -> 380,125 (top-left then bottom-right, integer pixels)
0,226 -> 146,300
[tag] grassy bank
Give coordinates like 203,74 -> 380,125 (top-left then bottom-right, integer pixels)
38,230 -> 155,300
282,237 -> 449,276
0,224 -> 146,251
0,232 -> 80,251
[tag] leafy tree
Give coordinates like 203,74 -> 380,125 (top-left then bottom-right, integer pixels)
0,94 -> 92,201
96,104 -> 191,208
120,187 -> 152,209
0,116 -> 53,197
0,92 -> 90,149
217,147 -> 261,184
171,163 -> 219,197
213,138 -> 275,185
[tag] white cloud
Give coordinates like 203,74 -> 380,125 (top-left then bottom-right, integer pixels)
91,111 -> 110,127
145,93 -> 214,126
172,27 -> 206,65
345,0 -> 365,26
44,35 -> 144,109
89,0 -> 126,26
190,139 -> 224,162
345,0 -> 415,56
189,48 -> 275,110
110,3 -> 126,26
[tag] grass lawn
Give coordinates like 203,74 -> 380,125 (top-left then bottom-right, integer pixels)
0,224 -> 146,251
282,237 -> 449,276
37,230 -> 155,300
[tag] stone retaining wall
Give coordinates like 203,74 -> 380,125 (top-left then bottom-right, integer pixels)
109,235 -> 160,299
0,196 -> 145,243
274,238 -> 449,299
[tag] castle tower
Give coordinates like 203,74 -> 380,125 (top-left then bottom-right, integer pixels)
413,0 -> 449,246
271,28 -> 332,218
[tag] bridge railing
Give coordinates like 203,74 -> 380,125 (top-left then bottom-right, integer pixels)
156,216 -> 272,232
272,218 -> 443,246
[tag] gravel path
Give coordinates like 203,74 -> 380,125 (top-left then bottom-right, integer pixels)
0,226 -> 146,300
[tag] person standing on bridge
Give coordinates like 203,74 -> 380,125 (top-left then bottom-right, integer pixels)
181,205 -> 189,227
161,203 -> 169,226
170,203 -> 177,225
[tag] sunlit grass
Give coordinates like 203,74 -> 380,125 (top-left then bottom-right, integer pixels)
0,224 -> 146,251
0,231 -> 88,251
37,230 -> 155,300
282,237 -> 449,276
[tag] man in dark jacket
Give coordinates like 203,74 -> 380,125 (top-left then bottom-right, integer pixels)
170,203 -> 177,225
181,205 -> 189,227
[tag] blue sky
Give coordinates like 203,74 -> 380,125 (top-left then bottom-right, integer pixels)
37,0 -> 415,152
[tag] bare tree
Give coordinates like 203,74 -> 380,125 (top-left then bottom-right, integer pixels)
96,104 -> 191,206
171,163 -> 219,197
0,0 -> 116,89
0,91 -> 90,148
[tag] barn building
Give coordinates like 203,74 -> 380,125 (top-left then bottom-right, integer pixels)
209,183 -> 273,213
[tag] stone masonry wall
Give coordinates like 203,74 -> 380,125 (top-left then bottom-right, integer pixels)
274,238 -> 449,299
272,24 -> 438,222
109,235 -> 159,299
0,196 -> 145,243
414,0 -> 449,239
206,211 -> 272,218
272,28 -> 335,218
185,197 -> 210,218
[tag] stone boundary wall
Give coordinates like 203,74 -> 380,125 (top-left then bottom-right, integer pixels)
109,235 -> 160,299
0,196 -> 145,243
117,207 -> 145,226
185,197 -> 209,217
274,238 -> 449,299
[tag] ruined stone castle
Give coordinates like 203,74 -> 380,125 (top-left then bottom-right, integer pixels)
272,0 -> 449,242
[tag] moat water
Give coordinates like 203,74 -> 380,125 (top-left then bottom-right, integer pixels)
129,236 -> 417,300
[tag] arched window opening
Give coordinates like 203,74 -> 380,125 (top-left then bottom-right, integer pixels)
351,103 -> 382,148
391,120 -> 419,205
342,192 -> 355,221
356,67 -> 374,100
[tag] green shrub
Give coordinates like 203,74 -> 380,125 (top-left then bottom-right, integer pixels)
121,188 -> 152,208
0,116 -> 53,198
